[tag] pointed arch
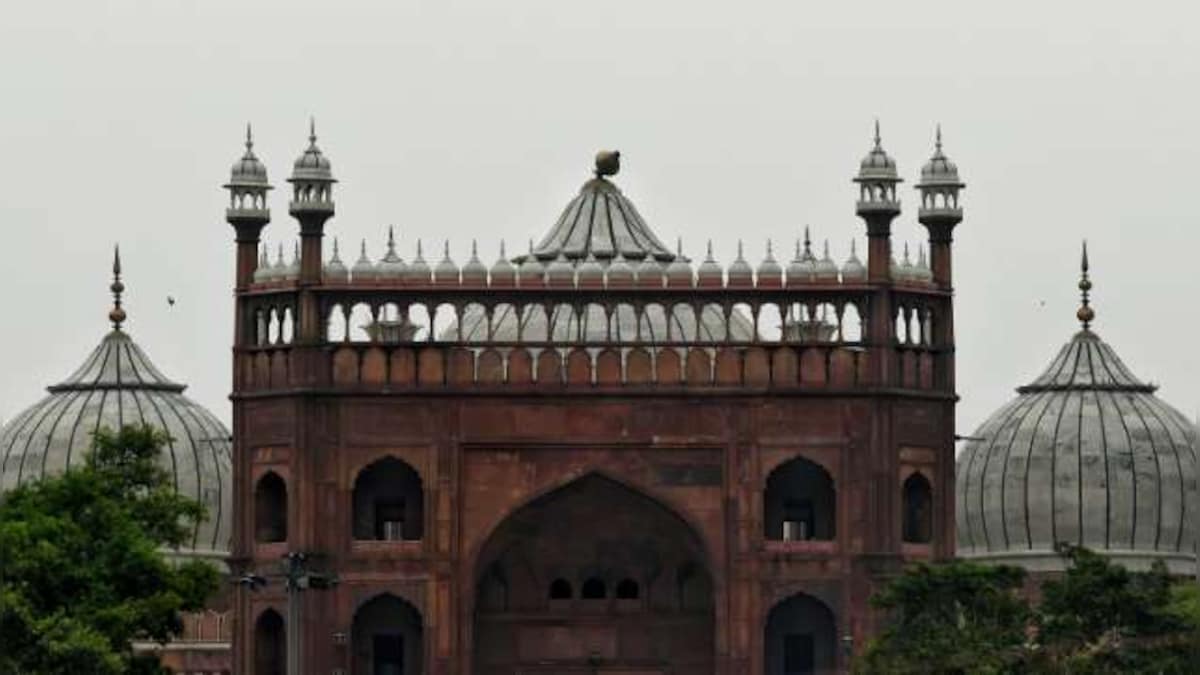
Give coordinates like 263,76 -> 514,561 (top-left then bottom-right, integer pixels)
902,471 -> 934,544
253,608 -> 285,675
351,593 -> 423,675
470,472 -> 716,673
254,472 -> 287,543
764,457 -> 836,541
765,592 -> 838,675
352,456 -> 424,541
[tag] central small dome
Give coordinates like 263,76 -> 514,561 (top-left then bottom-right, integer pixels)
522,171 -> 676,264
453,155 -> 754,342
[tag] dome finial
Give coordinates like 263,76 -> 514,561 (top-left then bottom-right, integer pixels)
109,244 -> 126,330
245,123 -> 254,152
308,116 -> 317,146
873,119 -> 883,150
935,123 -> 943,154
1077,240 -> 1094,330
594,150 -> 621,177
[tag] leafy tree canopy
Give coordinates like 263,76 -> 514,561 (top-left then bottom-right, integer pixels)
858,545 -> 1200,674
856,559 -> 1030,674
0,425 -> 219,675
1035,545 -> 1198,674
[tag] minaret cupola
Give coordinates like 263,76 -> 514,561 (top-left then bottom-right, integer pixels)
915,125 -> 966,288
288,119 -> 336,220
224,124 -> 273,288
225,124 -> 271,215
853,120 -> 901,219
916,126 -> 965,217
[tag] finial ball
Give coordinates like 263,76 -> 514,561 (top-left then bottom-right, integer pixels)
1076,306 -> 1095,324
595,150 -> 620,177
109,307 -> 126,327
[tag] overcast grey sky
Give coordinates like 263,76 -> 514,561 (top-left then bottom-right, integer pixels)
1,1 -> 1196,438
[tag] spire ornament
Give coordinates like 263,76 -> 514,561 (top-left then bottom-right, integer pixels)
594,150 -> 621,178
109,244 -> 126,330
1077,241 -> 1094,330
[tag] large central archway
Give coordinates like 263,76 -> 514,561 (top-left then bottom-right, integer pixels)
473,474 -> 715,674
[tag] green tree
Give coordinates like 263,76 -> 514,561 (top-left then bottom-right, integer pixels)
1034,545 -> 1200,673
1166,580 -> 1200,629
855,560 -> 1032,674
0,425 -> 219,674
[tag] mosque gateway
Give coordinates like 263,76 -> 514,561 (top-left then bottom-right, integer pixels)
227,123 -> 962,675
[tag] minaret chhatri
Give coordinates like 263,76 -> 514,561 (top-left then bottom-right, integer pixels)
915,125 -> 965,290
224,124 -> 272,290
289,118 -> 336,286
853,120 -> 902,283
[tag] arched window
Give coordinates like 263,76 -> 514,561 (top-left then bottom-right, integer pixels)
352,594 -> 423,675
353,457 -> 424,541
549,578 -> 573,600
254,609 -> 285,675
615,578 -> 640,600
764,457 -> 836,541
902,472 -> 933,544
254,473 -> 287,544
581,577 -> 606,599
765,593 -> 837,675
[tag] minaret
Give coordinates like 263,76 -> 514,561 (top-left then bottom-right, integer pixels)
853,120 -> 902,283
915,125 -> 965,290
853,121 -> 902,387
224,124 -> 272,290
288,118 -> 336,285
288,120 -> 336,346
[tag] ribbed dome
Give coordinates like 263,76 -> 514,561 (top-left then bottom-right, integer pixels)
957,327 -> 1196,573
290,122 -> 333,182
228,127 -> 268,187
523,174 -> 675,264
0,329 -> 232,561
857,122 -> 898,180
449,155 -> 753,341
919,127 -> 962,186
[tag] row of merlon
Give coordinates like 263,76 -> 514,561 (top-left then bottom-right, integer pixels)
252,233 -> 934,287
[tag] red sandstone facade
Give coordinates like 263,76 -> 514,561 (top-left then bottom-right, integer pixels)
227,135 -> 962,675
